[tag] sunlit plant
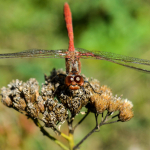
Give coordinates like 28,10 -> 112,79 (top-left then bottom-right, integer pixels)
1,68 -> 133,150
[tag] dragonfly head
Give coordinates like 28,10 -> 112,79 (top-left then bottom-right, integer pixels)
65,75 -> 84,90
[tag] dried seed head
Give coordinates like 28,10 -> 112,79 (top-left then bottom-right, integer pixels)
0,68 -> 134,129
13,97 -> 27,111
37,96 -> 45,113
119,99 -> 134,122
23,78 -> 39,103
26,102 -> 39,119
87,84 -> 112,114
107,96 -> 122,113
58,88 -> 89,116
1,95 -> 13,107
41,83 -> 54,101
89,79 -> 101,92
119,108 -> 134,122
99,85 -> 112,94
88,92 -> 110,114
41,97 -> 68,127
43,111 -> 57,128
52,72 -> 91,116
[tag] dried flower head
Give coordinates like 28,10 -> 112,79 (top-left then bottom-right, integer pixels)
0,76 -> 68,128
45,69 -> 91,116
1,68 -> 134,130
118,99 -> 134,122
87,84 -> 112,114
107,96 -> 122,113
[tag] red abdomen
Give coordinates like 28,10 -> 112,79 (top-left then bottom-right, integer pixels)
64,3 -> 75,52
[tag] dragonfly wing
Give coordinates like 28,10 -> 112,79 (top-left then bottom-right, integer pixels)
76,48 -> 150,65
107,59 -> 150,73
76,48 -> 150,73
0,49 -> 68,59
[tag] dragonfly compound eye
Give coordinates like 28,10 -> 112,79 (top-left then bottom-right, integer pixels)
74,75 -> 84,86
65,76 -> 74,86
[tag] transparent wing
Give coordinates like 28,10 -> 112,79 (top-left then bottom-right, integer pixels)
0,49 -> 68,59
1,48 -> 150,73
76,48 -> 150,73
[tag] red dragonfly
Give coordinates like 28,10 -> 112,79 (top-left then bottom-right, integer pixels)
0,3 -> 150,90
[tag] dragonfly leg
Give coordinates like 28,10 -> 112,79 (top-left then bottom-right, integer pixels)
84,81 -> 102,95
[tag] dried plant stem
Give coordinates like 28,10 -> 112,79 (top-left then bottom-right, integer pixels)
103,120 -> 120,125
73,125 -> 98,150
61,133 -> 70,141
100,113 -> 120,125
73,113 -> 99,150
31,118 -> 69,150
101,112 -> 110,123
74,111 -> 90,130
67,116 -> 75,150
69,133 -> 74,150
19,110 -> 71,149
73,112 -> 121,149
103,113 -> 119,122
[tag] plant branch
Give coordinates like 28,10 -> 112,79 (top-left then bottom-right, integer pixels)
103,113 -> 119,122
74,111 -> 90,130
102,120 -> 120,125
73,125 -> 98,150
31,117 -> 69,150
73,112 -> 119,149
68,115 -> 75,150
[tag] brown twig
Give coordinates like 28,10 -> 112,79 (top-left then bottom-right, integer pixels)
74,111 -> 90,130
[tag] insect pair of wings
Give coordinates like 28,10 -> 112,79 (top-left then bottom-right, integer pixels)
0,48 -> 150,73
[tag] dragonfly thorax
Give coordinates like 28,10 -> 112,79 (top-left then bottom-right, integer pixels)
65,51 -> 81,75
69,60 -> 79,74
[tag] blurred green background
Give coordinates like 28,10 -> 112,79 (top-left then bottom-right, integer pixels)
0,0 -> 150,150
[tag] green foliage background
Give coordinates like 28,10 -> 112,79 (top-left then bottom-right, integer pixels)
0,0 -> 150,150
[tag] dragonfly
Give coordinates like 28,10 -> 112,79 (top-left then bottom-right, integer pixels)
0,3 -> 150,90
